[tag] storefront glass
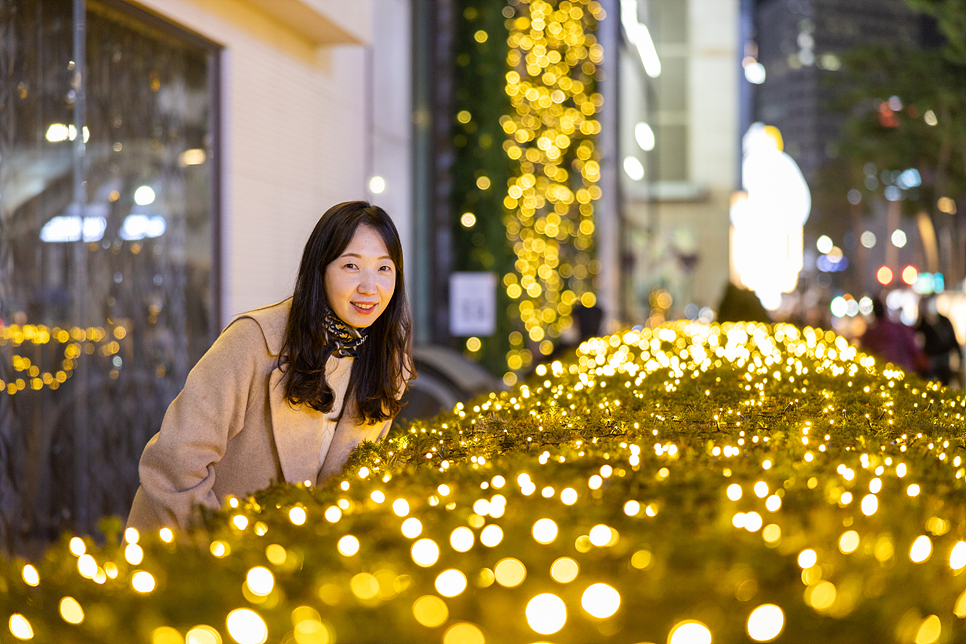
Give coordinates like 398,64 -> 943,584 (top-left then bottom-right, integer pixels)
0,0 -> 218,551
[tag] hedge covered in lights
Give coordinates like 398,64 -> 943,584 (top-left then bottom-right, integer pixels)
4,321 -> 966,644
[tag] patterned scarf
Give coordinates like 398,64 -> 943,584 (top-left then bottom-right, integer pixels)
323,310 -> 368,358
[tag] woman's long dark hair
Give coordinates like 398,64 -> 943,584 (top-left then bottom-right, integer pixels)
280,201 -> 412,423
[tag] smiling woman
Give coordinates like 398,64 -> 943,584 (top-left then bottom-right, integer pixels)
127,201 -> 414,532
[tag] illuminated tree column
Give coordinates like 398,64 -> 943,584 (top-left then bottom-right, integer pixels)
501,0 -> 606,378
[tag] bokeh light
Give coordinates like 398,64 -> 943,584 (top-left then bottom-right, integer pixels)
916,615 -> 942,644
289,507 -> 307,525
950,541 -> 966,570
910,535 -> 932,563
58,597 -> 84,625
581,583 -> 620,618
350,573 -> 379,600
412,539 -> 440,567
337,535 -> 360,557
21,565 -> 39,587
550,557 -> 579,583
901,265 -> 918,285
532,518 -> 559,543
9,615 -> 33,641
186,625 -> 223,644
226,609 -> 268,644
368,176 -> 386,194
413,595 -> 449,628
526,593 -> 567,634
131,571 -> 155,593
442,622 -> 485,644
877,266 -> 893,285
481,524 -> 504,547
746,604 -> 784,641
805,581 -> 836,611
798,549 -> 817,569
401,518 -> 422,538
494,558 -> 527,587
245,567 -> 274,597
451,526 -> 475,552
435,569 -> 468,597
668,620 -> 712,644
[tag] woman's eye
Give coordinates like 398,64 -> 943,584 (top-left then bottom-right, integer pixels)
380,265 -> 393,272
343,263 -> 357,270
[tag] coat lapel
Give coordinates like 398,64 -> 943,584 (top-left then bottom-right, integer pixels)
245,301 -> 350,487
269,368 -> 326,485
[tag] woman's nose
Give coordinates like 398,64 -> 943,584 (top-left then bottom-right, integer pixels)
357,271 -> 376,293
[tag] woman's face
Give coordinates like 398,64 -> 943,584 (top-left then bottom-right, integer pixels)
324,225 -> 396,328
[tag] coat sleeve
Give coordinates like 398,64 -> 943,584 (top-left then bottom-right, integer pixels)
130,318 -> 263,531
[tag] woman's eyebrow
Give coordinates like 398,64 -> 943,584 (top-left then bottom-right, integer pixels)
341,252 -> 393,261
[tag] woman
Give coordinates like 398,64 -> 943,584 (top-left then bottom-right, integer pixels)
128,201 -> 413,532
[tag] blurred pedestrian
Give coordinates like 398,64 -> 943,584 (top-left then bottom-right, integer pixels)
860,298 -> 924,373
547,303 -> 603,362
917,296 -> 962,386
128,201 -> 413,532
716,282 -> 772,324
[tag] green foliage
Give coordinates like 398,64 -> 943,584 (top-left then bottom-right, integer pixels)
904,0 -> 966,64
450,2 -> 515,374
828,0 -> 966,245
4,322 -> 966,643
835,44 -> 966,202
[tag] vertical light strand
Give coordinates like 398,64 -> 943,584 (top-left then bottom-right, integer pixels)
502,0 -> 605,378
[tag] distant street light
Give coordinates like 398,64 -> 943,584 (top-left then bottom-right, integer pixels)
876,266 -> 893,285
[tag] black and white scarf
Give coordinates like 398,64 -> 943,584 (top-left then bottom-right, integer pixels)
323,310 -> 368,357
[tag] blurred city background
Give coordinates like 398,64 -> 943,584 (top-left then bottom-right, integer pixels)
0,0 -> 963,551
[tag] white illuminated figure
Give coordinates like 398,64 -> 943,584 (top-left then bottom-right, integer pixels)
730,123 -> 811,310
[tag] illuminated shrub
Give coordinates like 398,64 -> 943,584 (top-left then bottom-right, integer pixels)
4,322 -> 965,644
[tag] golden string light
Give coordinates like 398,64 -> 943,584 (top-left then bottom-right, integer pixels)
0,323 -> 127,394
502,0 -> 606,378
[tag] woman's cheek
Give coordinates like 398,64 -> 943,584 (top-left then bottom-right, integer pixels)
381,275 -> 397,295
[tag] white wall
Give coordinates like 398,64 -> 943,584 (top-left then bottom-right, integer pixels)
131,0 -> 374,323
619,0 -> 739,317
686,0 -> 739,309
689,0 -> 738,191
367,0 -> 414,294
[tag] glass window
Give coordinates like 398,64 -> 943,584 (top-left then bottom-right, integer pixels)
0,0 -> 219,551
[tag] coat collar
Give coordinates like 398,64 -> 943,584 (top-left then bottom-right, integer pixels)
232,298 -> 291,357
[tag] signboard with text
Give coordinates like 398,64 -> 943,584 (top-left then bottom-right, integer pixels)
449,272 -> 497,337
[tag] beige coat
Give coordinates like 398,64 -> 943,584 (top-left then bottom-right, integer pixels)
127,299 -> 394,532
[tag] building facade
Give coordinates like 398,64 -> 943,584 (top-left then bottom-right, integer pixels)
0,0 -> 413,551
618,0 -> 740,325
